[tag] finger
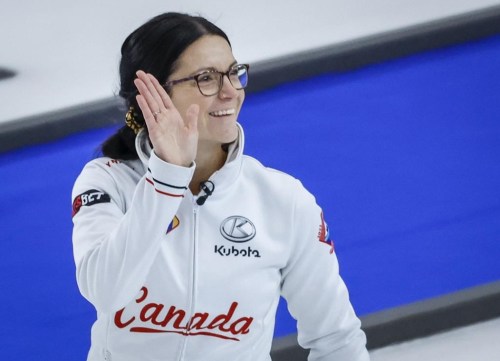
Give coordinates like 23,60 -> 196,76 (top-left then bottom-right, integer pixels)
185,104 -> 199,131
135,71 -> 164,112
148,73 -> 175,109
134,77 -> 160,115
140,72 -> 166,111
136,94 -> 156,132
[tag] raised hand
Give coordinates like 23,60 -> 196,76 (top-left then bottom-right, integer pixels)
134,70 -> 199,167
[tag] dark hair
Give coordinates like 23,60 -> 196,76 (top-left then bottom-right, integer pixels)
101,12 -> 231,159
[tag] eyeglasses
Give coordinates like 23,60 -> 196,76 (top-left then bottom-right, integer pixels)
163,64 -> 249,96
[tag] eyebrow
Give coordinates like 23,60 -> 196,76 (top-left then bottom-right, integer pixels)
190,61 -> 238,76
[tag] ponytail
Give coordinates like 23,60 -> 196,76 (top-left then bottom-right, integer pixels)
101,125 -> 139,160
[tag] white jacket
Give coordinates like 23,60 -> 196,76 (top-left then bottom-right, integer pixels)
71,125 -> 369,361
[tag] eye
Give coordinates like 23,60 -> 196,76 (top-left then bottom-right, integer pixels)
228,67 -> 239,76
197,72 -> 217,84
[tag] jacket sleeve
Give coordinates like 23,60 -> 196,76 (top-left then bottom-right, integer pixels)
280,181 -> 370,361
71,152 -> 194,313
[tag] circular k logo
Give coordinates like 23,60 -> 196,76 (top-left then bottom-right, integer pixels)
220,216 -> 256,243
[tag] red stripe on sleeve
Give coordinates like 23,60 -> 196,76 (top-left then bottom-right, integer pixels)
146,178 -> 184,198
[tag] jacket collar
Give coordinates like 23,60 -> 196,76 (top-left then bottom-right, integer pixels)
209,123 -> 244,191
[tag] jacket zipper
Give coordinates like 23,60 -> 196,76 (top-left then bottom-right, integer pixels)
177,200 -> 199,361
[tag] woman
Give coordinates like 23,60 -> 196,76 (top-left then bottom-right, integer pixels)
72,12 -> 370,361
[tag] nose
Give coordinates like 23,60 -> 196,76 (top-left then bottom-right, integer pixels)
218,75 -> 239,99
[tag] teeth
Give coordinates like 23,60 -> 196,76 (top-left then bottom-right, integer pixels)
210,109 -> 235,117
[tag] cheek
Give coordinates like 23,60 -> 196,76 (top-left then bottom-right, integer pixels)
171,95 -> 206,120
239,91 -> 246,107
170,95 -> 188,115
176,103 -> 190,118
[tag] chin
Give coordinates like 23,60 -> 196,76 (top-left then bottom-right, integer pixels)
220,127 -> 239,144
201,117 -> 239,143
217,119 -> 238,139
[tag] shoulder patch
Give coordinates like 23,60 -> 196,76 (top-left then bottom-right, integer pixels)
72,189 -> 111,217
318,212 -> 335,254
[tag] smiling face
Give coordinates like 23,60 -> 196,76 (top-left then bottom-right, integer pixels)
167,35 -> 245,149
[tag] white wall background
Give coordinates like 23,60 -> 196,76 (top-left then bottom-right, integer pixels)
1,0 -> 500,124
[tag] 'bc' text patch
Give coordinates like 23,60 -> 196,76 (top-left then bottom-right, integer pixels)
72,189 -> 111,217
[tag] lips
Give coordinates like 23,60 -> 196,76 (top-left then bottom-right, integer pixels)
209,109 -> 236,117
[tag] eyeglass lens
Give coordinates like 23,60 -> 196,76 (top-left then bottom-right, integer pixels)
197,65 -> 248,96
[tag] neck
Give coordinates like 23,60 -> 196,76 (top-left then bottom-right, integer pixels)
190,142 -> 227,195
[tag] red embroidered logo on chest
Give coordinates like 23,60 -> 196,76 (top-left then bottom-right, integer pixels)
114,287 -> 254,341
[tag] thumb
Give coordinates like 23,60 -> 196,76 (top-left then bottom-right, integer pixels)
185,104 -> 199,130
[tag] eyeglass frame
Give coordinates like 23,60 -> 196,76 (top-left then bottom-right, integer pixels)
163,63 -> 250,96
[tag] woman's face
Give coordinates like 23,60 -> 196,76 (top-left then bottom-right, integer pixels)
168,35 -> 245,148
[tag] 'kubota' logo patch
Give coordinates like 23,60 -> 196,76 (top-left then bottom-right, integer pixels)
220,216 -> 256,243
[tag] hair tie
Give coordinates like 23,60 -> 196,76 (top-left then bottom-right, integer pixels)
125,107 -> 143,134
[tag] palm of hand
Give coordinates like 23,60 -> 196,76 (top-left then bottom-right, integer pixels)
134,70 -> 199,167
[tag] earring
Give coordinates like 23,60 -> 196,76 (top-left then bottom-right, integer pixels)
125,107 -> 143,135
